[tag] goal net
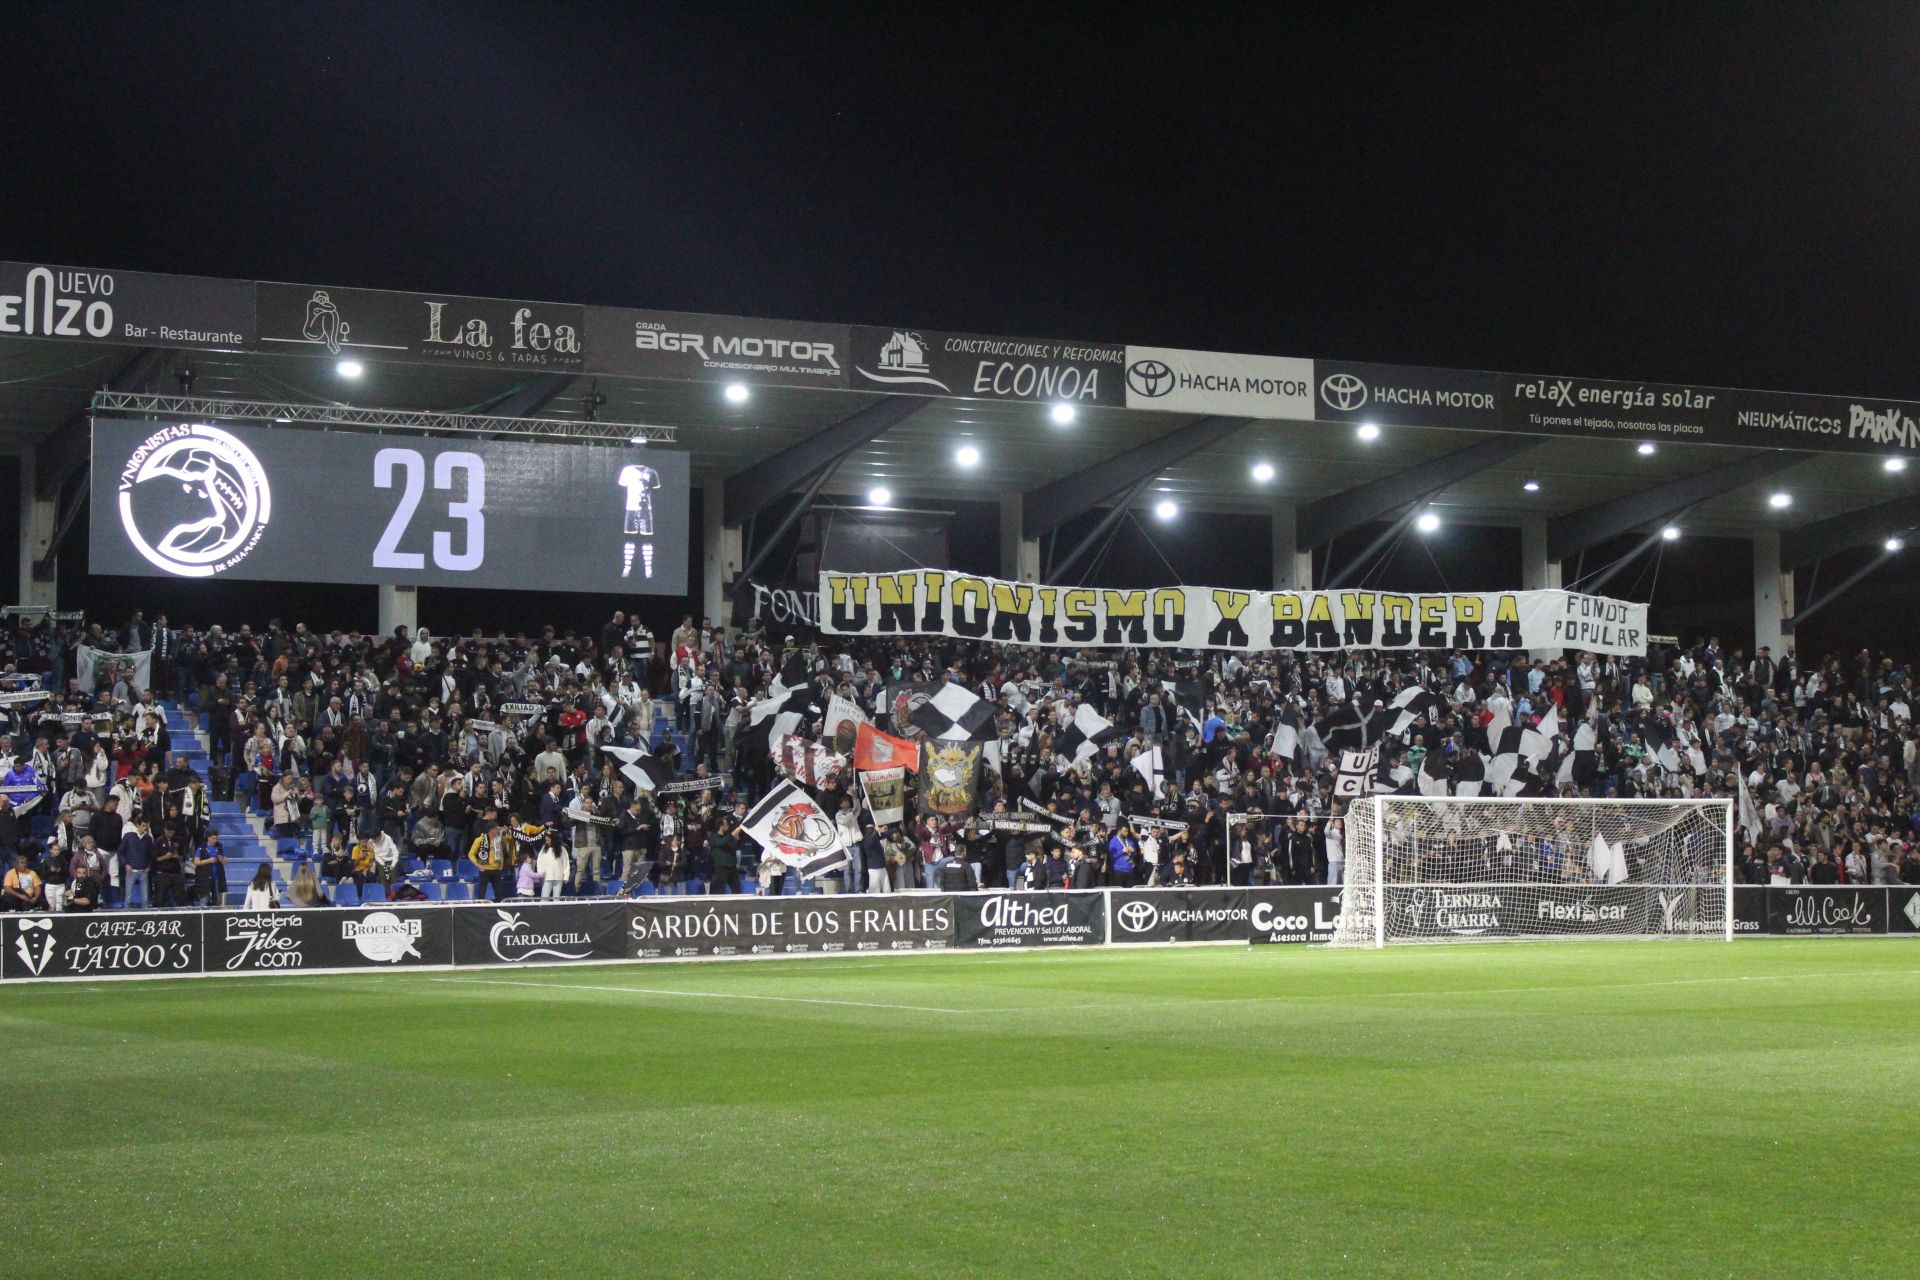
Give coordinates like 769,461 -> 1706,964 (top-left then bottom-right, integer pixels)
1328,797 -> 1732,946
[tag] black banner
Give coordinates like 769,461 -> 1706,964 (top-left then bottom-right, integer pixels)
952,891 -> 1103,949
586,306 -> 847,388
1768,886 -> 1887,936
626,895 -> 954,959
1111,887 -> 1260,944
1734,885 -> 1767,935
1245,886 -> 1347,944
1889,886 -> 1920,935
1380,884 -> 1687,941
202,905 -> 452,972
258,283 -> 584,370
849,326 -> 1124,406
1503,375 -> 1719,447
730,577 -> 822,636
0,262 -> 253,350
453,902 -> 628,966
1315,361 -> 1501,432
3,911 -> 203,980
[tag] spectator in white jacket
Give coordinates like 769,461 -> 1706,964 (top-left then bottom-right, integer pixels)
242,863 -> 276,910
536,835 -> 571,899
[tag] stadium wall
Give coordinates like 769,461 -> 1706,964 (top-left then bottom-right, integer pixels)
1,886 -> 1913,983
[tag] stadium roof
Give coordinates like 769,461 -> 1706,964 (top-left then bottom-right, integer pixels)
5,261 -> 1920,569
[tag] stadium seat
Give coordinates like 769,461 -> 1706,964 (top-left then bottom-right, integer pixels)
360,882 -> 386,903
421,881 -> 445,901
333,881 -> 359,908
444,881 -> 472,901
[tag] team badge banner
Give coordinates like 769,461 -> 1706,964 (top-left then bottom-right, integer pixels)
918,741 -> 982,817
820,572 -> 1648,655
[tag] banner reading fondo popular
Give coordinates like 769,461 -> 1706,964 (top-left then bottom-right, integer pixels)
818,571 -> 1650,655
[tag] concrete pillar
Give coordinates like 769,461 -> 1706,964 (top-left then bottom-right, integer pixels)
16,452 -> 57,608
701,486 -> 728,627
1000,492 -> 1039,580
378,584 -> 418,639
1753,528 -> 1790,657
1272,502 -> 1313,590
1520,516 -> 1561,592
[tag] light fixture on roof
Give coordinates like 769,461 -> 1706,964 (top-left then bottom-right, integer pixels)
1637,441 -> 1656,455
1251,461 -> 1275,483
868,486 -> 892,507
1356,422 -> 1381,442
275,415 -> 292,424
628,436 -> 647,445
1049,403 -> 1077,425
1523,480 -> 1541,492
724,382 -> 751,404
1661,525 -> 1681,541
1886,456 -> 1909,473
337,359 -> 364,379
1415,511 -> 1441,534
1154,499 -> 1178,520
955,444 -> 981,468
1768,491 -> 1792,509
1887,536 -> 1905,552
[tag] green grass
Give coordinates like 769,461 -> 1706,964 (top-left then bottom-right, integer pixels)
5,939 -> 1918,1278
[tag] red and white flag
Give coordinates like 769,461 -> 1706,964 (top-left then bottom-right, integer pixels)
854,721 -> 920,773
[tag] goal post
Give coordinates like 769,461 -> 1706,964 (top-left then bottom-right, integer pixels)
1329,796 -> 1735,947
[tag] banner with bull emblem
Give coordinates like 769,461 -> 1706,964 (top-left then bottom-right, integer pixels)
741,779 -> 850,878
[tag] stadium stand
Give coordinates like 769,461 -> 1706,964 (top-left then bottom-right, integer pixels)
2,607 -> 1917,912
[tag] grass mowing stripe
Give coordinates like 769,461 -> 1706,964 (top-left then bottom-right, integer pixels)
427,975 -> 997,1013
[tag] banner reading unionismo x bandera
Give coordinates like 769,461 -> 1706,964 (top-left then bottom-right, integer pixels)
819,572 -> 1650,655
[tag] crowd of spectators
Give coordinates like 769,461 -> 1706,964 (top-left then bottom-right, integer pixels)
2,602 -> 1919,911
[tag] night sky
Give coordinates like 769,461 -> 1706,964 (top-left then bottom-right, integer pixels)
6,3 -> 1918,653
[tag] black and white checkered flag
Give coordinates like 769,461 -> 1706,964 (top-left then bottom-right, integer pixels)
604,744 -> 673,793
909,680 -> 998,741
1385,686 -> 1448,739
1058,703 -> 1123,765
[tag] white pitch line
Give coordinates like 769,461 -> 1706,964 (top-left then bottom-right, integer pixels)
1220,968 -> 1920,1005
428,976 -> 991,1014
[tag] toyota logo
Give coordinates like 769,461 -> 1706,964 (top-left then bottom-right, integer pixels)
1115,900 -> 1159,933
1127,359 -> 1174,398
1320,372 -> 1368,412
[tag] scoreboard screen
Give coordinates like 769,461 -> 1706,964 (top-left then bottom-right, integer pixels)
88,417 -> 689,593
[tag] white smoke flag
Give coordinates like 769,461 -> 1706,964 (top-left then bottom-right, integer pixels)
1587,832 -> 1627,885
1129,745 -> 1165,791
1737,770 -> 1764,845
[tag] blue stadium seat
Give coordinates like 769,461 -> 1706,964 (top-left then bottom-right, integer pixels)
333,881 -> 359,908
360,882 -> 386,904
421,881 -> 445,901
444,881 -> 473,901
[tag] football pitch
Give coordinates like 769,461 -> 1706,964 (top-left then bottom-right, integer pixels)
5,939 -> 1916,1278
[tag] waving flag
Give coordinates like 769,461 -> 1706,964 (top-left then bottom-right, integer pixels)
604,744 -> 673,793
742,780 -> 849,878
1386,687 -> 1448,739
909,681 -> 997,741
1058,704 -> 1122,765
1160,679 -> 1208,732
854,721 -> 920,773
1333,745 -> 1380,798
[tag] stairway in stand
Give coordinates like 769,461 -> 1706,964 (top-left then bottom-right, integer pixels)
162,704 -> 287,905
